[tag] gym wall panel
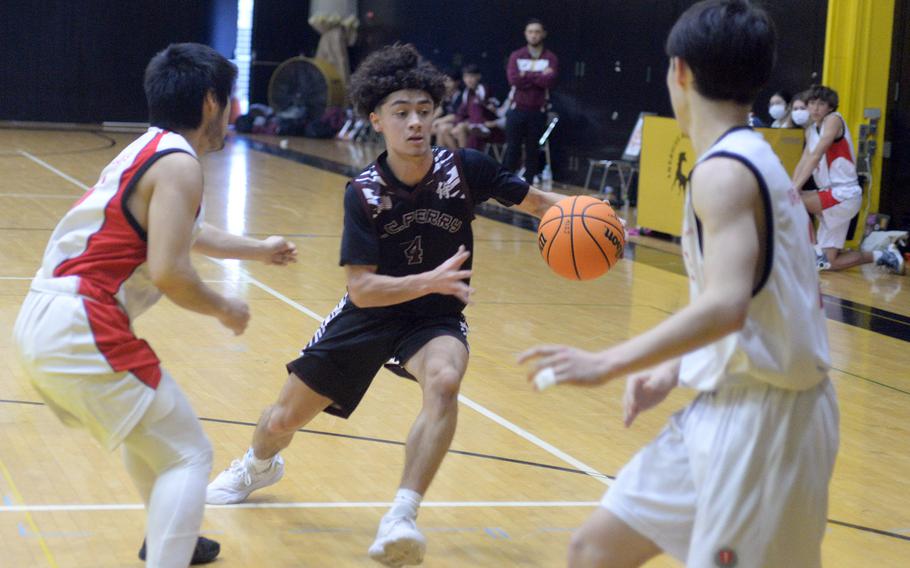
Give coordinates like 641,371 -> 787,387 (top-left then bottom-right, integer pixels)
0,1 -> 217,123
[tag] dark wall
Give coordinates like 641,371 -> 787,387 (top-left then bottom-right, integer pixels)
249,1 -> 320,106
2,0 -> 828,185
352,0 -> 827,184
0,1 -> 222,123
882,0 -> 910,229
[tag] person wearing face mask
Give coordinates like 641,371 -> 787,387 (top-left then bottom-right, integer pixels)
790,91 -> 811,128
769,90 -> 792,127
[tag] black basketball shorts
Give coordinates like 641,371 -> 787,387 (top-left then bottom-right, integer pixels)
286,295 -> 469,418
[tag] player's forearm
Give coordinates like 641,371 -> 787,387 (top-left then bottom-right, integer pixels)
346,272 -> 434,308
516,187 -> 563,218
791,152 -> 823,191
790,157 -> 809,188
193,223 -> 266,260
153,263 -> 231,317
598,292 -> 748,380
532,71 -> 558,89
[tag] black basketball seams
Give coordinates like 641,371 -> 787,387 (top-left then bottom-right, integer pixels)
539,199 -> 622,279
569,196 -> 581,280
576,203 -> 624,234
544,212 -> 564,264
580,216 -> 613,271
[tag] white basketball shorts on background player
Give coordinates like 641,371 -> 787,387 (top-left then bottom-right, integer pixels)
817,190 -> 862,250
14,282 -> 159,451
602,379 -> 839,568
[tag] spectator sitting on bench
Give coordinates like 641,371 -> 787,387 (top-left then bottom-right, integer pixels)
432,67 -> 461,148
451,64 -> 501,150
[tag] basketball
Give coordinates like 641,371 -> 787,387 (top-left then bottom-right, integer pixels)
537,195 -> 625,280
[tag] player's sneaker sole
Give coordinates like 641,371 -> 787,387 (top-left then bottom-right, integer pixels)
368,523 -> 426,566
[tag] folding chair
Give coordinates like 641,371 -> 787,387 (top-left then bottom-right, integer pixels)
584,112 -> 653,214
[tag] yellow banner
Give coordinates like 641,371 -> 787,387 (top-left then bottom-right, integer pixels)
637,116 -> 804,237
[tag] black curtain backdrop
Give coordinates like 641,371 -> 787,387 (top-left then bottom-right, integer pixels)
2,0 -> 828,186
1,1 -> 220,123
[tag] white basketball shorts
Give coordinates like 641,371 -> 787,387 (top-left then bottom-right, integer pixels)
602,379 -> 839,568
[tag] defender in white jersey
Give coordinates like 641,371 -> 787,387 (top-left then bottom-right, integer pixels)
791,85 -> 904,274
12,44 -> 296,567
520,2 -> 839,566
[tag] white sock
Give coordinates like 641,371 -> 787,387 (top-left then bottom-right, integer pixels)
388,488 -> 422,520
247,448 -> 273,473
873,250 -> 883,262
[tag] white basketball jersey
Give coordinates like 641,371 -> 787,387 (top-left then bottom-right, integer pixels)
36,127 -> 202,319
806,111 -> 861,201
679,128 -> 830,391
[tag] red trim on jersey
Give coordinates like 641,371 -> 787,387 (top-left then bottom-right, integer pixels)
825,137 -> 854,169
53,131 -> 164,286
72,187 -> 96,208
82,298 -> 162,388
53,131 -> 166,388
818,189 -> 841,210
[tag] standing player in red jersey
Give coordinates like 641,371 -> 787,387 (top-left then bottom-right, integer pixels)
13,43 -> 297,567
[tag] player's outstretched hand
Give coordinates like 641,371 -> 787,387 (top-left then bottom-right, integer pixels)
260,236 -> 298,266
622,363 -> 678,427
218,296 -> 251,336
428,245 -> 474,304
518,344 -> 610,390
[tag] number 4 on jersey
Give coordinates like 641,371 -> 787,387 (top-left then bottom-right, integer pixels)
402,236 -> 424,265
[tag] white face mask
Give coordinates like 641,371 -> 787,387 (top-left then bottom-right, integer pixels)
791,109 -> 810,126
769,103 -> 787,120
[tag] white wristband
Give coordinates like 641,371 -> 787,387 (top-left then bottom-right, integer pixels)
533,367 -> 557,391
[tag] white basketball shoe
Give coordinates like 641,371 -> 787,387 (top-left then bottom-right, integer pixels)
206,450 -> 284,505
368,515 -> 426,566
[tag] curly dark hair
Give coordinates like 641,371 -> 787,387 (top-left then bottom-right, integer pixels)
348,44 -> 446,117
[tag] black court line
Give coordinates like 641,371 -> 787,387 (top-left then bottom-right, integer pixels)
830,367 -> 910,397
823,295 -> 910,342
0,131 -> 117,158
241,136 -> 910,345
198,416 -> 607,479
827,519 -> 910,542
4,397 -> 908,543
240,138 -> 361,178
0,397 -> 598,478
0,398 -> 44,406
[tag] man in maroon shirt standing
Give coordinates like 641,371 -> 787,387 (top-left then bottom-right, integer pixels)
503,18 -> 558,183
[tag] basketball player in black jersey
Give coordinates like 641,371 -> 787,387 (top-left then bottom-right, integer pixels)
207,44 -> 566,566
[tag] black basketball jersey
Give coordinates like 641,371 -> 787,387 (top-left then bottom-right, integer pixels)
341,147 -> 529,317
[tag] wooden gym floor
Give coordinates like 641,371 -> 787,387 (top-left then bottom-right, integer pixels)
0,128 -> 908,567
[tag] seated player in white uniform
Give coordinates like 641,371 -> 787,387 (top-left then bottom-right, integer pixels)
13,43 -> 297,567
520,1 -> 840,567
791,85 -> 904,274
205,44 -> 568,567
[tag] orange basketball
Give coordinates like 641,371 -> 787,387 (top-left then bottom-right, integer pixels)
537,195 -> 625,280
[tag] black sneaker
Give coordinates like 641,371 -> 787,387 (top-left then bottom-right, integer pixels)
876,245 -> 906,275
138,536 -> 221,564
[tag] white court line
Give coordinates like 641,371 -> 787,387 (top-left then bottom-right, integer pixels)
0,501 -> 600,513
0,277 -> 236,284
18,151 -> 91,191
21,154 -> 612,488
209,258 -> 611,487
0,193 -> 80,199
456,396 -> 611,483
